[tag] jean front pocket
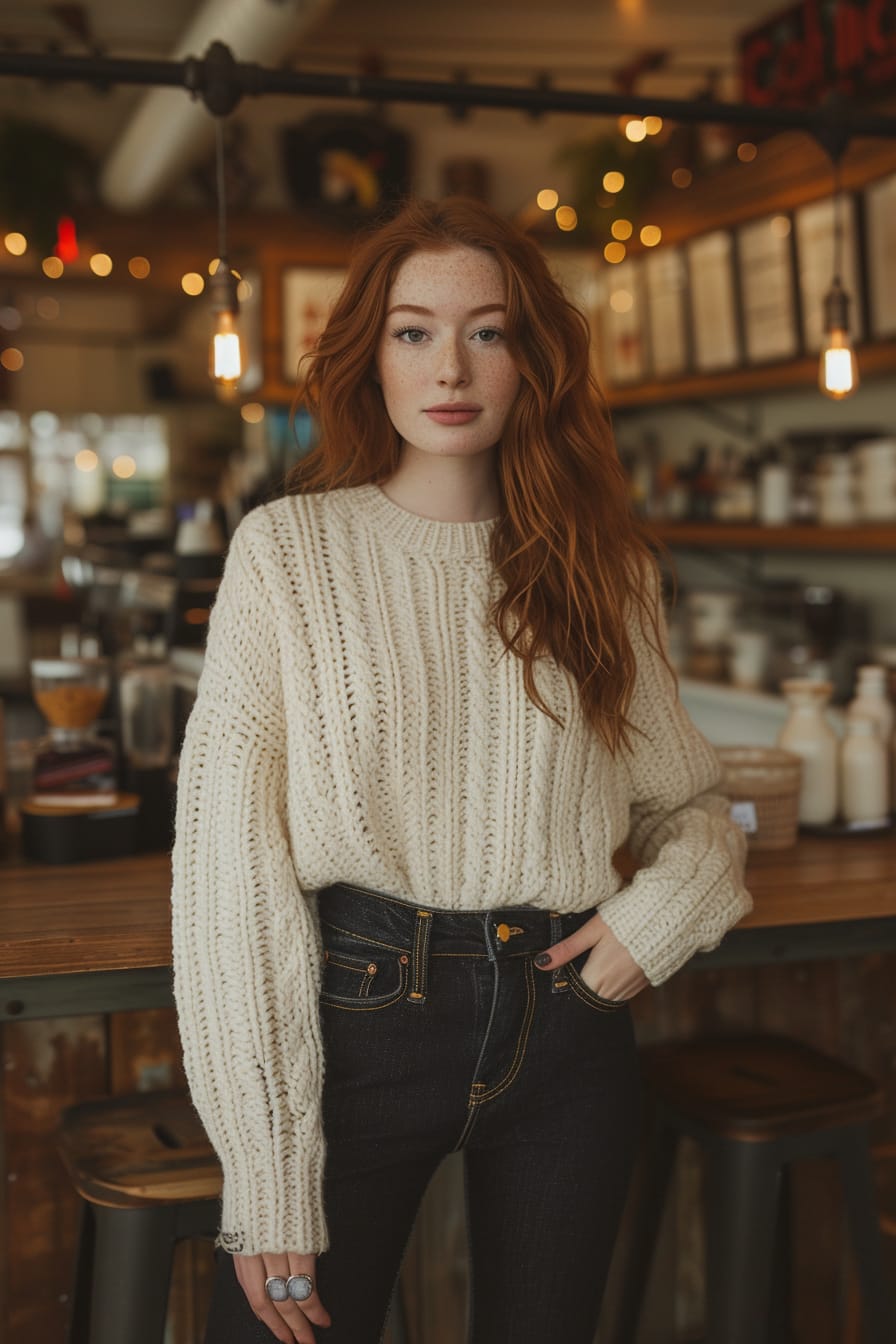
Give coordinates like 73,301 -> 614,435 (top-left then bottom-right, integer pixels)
319,922 -> 410,1011
566,953 -> 628,1013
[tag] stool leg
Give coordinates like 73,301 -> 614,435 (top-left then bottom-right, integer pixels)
604,1116 -> 680,1344
836,1129 -> 896,1344
89,1205 -> 178,1344
704,1140 -> 781,1344
65,1201 -> 95,1344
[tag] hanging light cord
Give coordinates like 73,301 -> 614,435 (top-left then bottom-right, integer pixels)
215,118 -> 228,270
832,151 -> 843,287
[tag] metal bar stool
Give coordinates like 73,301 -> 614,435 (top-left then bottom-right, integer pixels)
58,1088 -> 411,1344
58,1089 -> 222,1344
607,1034 -> 896,1344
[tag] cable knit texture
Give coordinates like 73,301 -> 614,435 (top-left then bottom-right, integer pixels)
170,481 -> 751,1257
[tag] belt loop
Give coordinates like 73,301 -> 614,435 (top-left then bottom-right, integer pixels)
407,910 -> 433,1004
548,911 -> 569,994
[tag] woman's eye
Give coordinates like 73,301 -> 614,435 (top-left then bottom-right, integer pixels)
393,326 -> 427,344
473,327 -> 504,343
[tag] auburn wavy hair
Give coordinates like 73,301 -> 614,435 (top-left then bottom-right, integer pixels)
284,195 -> 668,753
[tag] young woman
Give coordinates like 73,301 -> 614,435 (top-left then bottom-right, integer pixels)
171,196 -> 751,1344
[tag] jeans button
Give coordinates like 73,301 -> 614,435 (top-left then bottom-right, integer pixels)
496,922 -> 510,944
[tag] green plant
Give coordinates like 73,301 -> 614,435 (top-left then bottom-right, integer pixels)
555,131 -> 663,243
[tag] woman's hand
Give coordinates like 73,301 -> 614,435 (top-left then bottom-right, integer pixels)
534,912 -> 649,1002
233,1251 -> 331,1343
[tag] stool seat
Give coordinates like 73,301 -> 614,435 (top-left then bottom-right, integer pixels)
58,1088 -> 222,1208
642,1032 -> 886,1140
608,1033 -> 896,1344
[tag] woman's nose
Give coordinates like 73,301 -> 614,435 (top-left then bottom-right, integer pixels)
437,338 -> 469,386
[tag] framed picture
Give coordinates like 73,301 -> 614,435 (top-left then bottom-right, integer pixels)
865,173 -> 896,338
643,247 -> 689,378
794,194 -> 865,352
686,231 -> 742,372
281,267 -> 347,384
596,258 -> 649,385
736,214 -> 800,363
543,247 -> 603,378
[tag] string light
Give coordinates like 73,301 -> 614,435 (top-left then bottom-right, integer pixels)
208,119 -> 244,394
4,232 -> 27,256
555,205 -> 578,231
536,188 -> 559,210
602,171 -> 625,193
819,156 -> 858,400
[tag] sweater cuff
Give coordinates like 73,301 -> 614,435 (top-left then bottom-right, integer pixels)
597,829 -> 751,986
214,1128 -> 329,1257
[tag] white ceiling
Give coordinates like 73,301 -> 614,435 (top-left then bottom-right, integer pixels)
0,0 -> 790,210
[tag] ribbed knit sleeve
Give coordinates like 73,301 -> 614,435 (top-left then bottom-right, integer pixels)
170,508 -> 328,1257
596,592 -> 752,985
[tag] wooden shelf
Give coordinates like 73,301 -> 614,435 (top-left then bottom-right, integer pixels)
606,341 -> 896,410
649,522 -> 896,552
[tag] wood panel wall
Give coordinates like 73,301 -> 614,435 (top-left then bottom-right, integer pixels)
3,952 -> 894,1343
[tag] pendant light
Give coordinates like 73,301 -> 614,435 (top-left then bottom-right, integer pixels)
818,142 -> 858,401
208,117 -> 243,394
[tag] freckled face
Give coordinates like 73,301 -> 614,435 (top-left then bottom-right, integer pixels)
375,246 -> 521,462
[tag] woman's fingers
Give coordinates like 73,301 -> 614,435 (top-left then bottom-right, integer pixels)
534,912 -> 604,970
287,1252 -> 331,1329
234,1251 -> 324,1344
534,913 -> 648,1001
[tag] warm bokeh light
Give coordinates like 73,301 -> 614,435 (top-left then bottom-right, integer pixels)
1,348 -> 24,372
0,305 -> 21,331
42,257 -> 64,278
75,449 -> 100,472
603,171 -> 625,193
671,168 -> 693,188
624,119 -> 647,143
640,224 -> 662,247
770,215 -> 792,238
555,205 -> 578,231
89,253 -> 113,277
609,289 -> 634,313
128,256 -> 151,279
603,241 -> 626,264
536,188 -> 559,211
111,455 -> 137,479
182,272 -> 205,296
4,232 -> 27,256
611,219 -> 633,240
36,296 -> 60,320
240,402 -> 266,424
737,142 -> 758,163
209,258 -> 241,280
236,278 -> 253,302
644,116 -> 663,136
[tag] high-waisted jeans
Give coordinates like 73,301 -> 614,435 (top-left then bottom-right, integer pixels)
203,881 -> 643,1344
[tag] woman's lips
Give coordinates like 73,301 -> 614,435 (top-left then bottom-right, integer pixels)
424,406 -> 481,425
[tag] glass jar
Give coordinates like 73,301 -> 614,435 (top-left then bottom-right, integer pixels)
30,658 -> 117,804
776,678 -> 838,825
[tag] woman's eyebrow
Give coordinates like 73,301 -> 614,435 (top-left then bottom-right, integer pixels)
385,302 -> 507,317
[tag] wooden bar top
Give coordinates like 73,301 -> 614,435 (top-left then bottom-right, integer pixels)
0,832 -> 894,981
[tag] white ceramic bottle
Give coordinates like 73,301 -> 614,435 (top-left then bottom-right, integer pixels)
840,713 -> 889,825
847,665 -> 894,812
777,679 -> 839,825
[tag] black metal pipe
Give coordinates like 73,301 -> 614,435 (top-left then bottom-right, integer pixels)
0,47 -> 895,139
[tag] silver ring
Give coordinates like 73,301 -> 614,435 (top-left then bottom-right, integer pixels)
264,1275 -> 289,1302
287,1273 -> 314,1302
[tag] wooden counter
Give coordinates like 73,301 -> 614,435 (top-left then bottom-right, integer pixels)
1,832 -> 894,1017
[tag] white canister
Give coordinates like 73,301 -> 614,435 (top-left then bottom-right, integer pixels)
727,629 -> 770,690
840,713 -> 889,825
758,457 -> 792,527
777,678 -> 839,824
847,665 -> 894,812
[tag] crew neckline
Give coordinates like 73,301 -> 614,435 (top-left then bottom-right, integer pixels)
350,483 -> 497,559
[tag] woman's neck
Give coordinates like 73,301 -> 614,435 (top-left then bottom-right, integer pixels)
379,451 -> 501,523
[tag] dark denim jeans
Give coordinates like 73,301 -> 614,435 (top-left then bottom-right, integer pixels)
203,881 -> 643,1344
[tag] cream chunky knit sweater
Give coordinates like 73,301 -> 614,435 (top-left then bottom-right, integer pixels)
171,482 -> 750,1257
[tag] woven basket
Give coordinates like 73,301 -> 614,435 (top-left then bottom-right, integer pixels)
716,746 -> 803,850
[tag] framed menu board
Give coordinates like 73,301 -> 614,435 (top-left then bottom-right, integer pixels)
794,194 -> 864,352
865,173 -> 896,338
596,258 -> 649,385
736,215 -> 800,364
643,247 -> 689,378
686,231 -> 741,372
281,266 -> 347,383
